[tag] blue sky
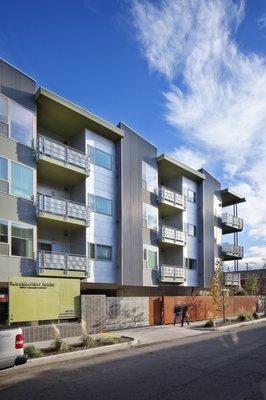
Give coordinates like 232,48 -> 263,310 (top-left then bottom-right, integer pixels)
1,0 -> 266,268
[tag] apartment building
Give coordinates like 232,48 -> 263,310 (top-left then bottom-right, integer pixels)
0,59 -> 246,309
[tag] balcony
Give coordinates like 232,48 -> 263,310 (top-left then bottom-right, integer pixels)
36,193 -> 90,229
159,225 -> 186,247
224,272 -> 241,286
221,242 -> 244,260
37,250 -> 89,278
158,186 -> 186,214
221,213 -> 243,234
36,135 -> 90,185
158,265 -> 185,284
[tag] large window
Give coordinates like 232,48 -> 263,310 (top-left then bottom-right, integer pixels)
0,94 -> 8,123
143,244 -> 158,269
0,220 -> 8,243
88,145 -> 112,170
143,203 -> 158,231
88,243 -> 112,261
11,222 -> 33,258
142,162 -> 158,194
11,161 -> 33,200
88,194 -> 112,216
10,102 -> 33,147
0,157 -> 8,181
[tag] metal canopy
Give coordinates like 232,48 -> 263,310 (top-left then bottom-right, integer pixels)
35,88 -> 124,142
157,154 -> 206,182
220,188 -> 246,207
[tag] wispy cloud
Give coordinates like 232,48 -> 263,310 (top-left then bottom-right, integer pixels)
132,0 -> 266,266
258,13 -> 266,29
169,146 -> 207,170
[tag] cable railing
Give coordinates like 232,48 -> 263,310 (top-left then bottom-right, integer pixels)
221,213 -> 243,230
221,242 -> 244,258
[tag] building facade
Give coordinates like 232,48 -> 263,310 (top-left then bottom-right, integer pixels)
0,59 -> 246,312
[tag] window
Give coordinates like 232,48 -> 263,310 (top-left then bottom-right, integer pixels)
142,162 -> 158,194
11,161 -> 33,200
186,189 -> 196,203
37,242 -> 52,252
88,243 -> 112,261
0,157 -> 8,181
143,203 -> 158,230
88,145 -> 112,170
143,245 -> 158,269
10,102 -> 33,147
186,258 -> 197,270
88,194 -> 112,216
11,222 -> 33,258
187,223 -> 196,237
0,220 -> 8,243
0,94 -> 8,123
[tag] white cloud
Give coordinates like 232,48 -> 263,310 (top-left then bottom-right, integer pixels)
132,0 -> 266,265
169,146 -> 207,170
132,0 -> 266,268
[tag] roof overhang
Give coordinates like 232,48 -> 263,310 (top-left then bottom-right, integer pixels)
157,154 -> 206,182
35,88 -> 124,142
220,188 -> 246,207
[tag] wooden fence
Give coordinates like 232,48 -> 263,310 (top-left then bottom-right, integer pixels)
150,296 -> 259,325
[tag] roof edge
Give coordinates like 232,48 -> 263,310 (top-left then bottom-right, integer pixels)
157,154 -> 206,181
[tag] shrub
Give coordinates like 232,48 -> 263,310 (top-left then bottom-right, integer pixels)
81,335 -> 95,349
238,313 -> 252,322
54,337 -> 72,353
95,336 -> 121,346
234,289 -> 247,296
204,319 -> 214,328
24,345 -> 43,358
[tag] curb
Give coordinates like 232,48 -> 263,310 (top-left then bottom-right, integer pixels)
19,339 -> 139,369
215,317 -> 266,331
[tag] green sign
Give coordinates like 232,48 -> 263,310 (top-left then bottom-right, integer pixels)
9,277 -> 80,323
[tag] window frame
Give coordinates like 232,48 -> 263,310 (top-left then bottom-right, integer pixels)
142,161 -> 158,194
0,92 -> 36,148
0,219 -> 35,259
87,144 -> 112,170
186,189 -> 196,203
88,243 -> 112,262
186,258 -> 197,270
0,156 -> 8,182
10,160 -> 34,200
88,194 -> 112,216
187,223 -> 196,237
143,244 -> 158,269
142,203 -> 158,231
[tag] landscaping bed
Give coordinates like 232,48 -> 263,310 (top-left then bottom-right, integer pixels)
195,312 -> 265,329
24,334 -> 132,359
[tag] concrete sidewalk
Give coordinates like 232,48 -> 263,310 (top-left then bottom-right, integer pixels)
109,323 -> 209,345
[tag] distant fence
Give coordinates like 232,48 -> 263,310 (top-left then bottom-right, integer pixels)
160,296 -> 259,325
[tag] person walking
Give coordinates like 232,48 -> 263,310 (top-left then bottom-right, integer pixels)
181,303 -> 190,327
173,302 -> 182,326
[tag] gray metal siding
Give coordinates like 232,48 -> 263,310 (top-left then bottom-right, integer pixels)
118,123 -> 158,286
0,59 -> 36,112
199,170 -> 221,288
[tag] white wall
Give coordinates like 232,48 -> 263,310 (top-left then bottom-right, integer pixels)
85,129 -> 117,284
183,177 -> 199,287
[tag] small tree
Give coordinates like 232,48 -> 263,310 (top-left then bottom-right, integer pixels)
245,275 -> 259,295
210,259 -> 230,323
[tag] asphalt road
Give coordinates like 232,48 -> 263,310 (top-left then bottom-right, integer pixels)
0,323 -> 265,400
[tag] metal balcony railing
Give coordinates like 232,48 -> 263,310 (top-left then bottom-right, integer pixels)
37,135 -> 90,174
224,272 -> 241,286
159,265 -> 185,280
221,213 -> 243,230
160,225 -> 186,245
37,250 -> 89,274
159,186 -> 186,209
37,193 -> 90,225
221,242 -> 244,258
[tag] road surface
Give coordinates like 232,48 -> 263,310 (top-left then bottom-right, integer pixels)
0,323 -> 265,400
